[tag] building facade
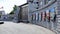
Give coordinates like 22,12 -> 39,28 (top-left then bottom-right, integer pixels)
18,3 -> 29,23
1,14 -> 14,21
28,0 -> 60,34
0,11 -> 5,20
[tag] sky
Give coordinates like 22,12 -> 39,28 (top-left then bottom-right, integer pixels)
0,0 -> 27,14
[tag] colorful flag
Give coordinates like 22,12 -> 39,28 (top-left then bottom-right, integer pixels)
53,11 -> 56,22
46,11 -> 50,22
41,12 -> 43,21
44,11 -> 46,21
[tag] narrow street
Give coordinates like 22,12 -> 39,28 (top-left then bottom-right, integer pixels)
0,21 -> 55,34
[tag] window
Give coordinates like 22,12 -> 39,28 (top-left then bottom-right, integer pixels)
28,0 -> 34,3
44,0 -> 47,4
33,1 -> 39,9
44,0 -> 51,4
48,0 -> 50,1
40,2 -> 43,5
35,2 -> 38,4
36,7 -> 39,9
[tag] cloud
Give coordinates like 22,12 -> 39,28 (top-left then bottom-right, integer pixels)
0,0 -> 27,14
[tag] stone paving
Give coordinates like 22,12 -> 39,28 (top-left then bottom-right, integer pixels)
0,21 -> 56,34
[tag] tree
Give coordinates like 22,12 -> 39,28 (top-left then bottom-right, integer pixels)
9,5 -> 17,14
0,14 -> 2,18
9,11 -> 14,14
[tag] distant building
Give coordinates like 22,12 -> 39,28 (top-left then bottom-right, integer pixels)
0,11 -> 5,20
1,14 -> 14,21
0,11 -> 5,15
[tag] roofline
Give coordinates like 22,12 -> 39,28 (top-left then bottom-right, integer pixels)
18,3 -> 28,7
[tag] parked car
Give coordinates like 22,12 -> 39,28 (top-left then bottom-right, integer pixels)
0,21 -> 4,24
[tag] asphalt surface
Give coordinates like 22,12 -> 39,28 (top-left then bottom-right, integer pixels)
0,21 -> 56,34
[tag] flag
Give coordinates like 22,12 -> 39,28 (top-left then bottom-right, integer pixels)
47,11 -> 50,22
44,11 -> 46,21
48,11 -> 50,22
53,11 -> 56,22
40,12 -> 43,21
32,14 -> 33,20
38,13 -> 39,21
43,12 -> 45,21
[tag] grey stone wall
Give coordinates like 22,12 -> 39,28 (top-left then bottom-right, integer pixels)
28,0 -> 58,34
18,3 -> 29,22
22,6 -> 28,20
56,0 -> 60,34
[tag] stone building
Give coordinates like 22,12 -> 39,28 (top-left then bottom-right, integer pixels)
0,11 -> 5,20
27,0 -> 60,34
1,14 -> 14,21
18,3 -> 29,23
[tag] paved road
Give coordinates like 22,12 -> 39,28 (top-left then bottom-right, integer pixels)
0,21 -> 56,34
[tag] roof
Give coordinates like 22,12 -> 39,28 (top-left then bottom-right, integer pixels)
18,3 -> 28,7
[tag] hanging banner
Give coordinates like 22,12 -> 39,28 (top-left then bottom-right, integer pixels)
53,11 -> 56,22
46,10 -> 50,22
33,13 -> 36,20
36,13 -> 38,21
44,11 -> 46,21
43,12 -> 45,21
41,12 -> 43,21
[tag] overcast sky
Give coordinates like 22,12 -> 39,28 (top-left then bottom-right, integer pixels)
0,0 -> 27,14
